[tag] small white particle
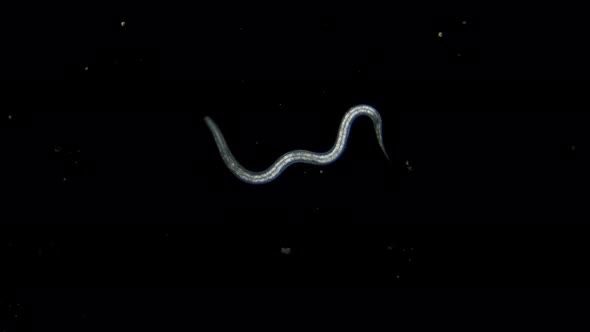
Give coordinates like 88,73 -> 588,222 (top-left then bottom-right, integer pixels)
396,274 -> 400,279
457,53 -> 462,57
121,21 -> 126,27
8,114 -> 12,120
255,141 -> 259,145
319,170 -> 324,174
437,31 -> 443,38
84,66 -> 89,71
63,177 -> 67,182
462,20 -> 467,25
281,247 -> 291,255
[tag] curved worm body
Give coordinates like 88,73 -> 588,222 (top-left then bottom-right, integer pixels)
204,104 -> 390,185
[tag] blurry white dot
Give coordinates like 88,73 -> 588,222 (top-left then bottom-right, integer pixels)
387,246 -> 393,251
457,53 -> 462,57
319,170 -> 324,174
121,21 -> 126,27
462,20 -> 467,25
255,141 -> 259,145
303,171 -> 307,175
63,178 -> 67,182
8,114 -> 12,120
281,247 -> 291,255
437,31 -> 443,38
396,274 -> 400,279
84,66 -> 89,71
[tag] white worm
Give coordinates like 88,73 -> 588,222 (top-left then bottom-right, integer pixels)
204,104 -> 390,185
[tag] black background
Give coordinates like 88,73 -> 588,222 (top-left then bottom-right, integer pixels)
2,0 -> 590,331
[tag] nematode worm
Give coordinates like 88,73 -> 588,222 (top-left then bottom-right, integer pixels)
204,104 -> 390,185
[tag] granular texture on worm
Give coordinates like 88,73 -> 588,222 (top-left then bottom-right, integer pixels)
204,105 -> 390,185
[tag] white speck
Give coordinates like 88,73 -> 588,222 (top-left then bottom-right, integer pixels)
396,274 -> 400,279
319,170 -> 324,174
8,114 -> 12,120
462,20 -> 467,25
315,207 -> 319,211
281,247 -> 291,255
255,141 -> 259,145
62,177 -> 67,182
84,66 -> 89,71
457,53 -> 462,57
121,21 -> 126,27
437,31 -> 443,38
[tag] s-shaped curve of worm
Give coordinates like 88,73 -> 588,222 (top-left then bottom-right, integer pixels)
204,104 -> 390,185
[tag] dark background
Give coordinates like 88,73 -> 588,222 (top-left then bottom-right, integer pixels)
2,0 -> 590,331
